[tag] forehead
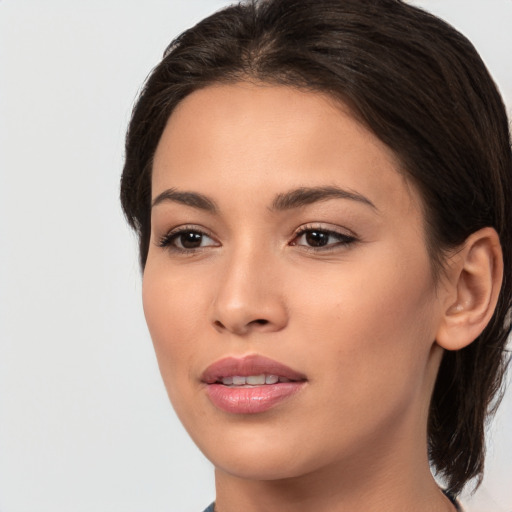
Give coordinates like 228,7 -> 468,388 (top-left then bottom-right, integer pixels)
152,82 -> 420,219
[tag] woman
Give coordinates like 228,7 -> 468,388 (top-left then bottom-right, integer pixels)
120,0 -> 512,510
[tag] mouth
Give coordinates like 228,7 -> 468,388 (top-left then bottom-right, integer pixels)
201,354 -> 307,384
217,374 -> 296,386
201,354 -> 307,414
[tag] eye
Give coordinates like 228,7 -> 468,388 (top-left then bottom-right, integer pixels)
158,227 -> 219,252
291,227 -> 356,250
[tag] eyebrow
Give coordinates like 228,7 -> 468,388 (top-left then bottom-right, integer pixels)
151,188 -> 218,213
151,185 -> 377,214
271,186 -> 377,212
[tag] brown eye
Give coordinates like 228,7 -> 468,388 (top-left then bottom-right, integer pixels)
179,231 -> 204,249
158,228 -> 218,251
292,228 -> 356,250
305,230 -> 330,247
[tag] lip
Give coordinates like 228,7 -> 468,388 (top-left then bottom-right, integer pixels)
201,354 -> 307,414
201,354 -> 307,383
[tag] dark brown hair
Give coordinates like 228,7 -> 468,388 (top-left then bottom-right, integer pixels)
121,0 -> 512,495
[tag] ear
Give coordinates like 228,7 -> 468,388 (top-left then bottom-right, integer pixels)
436,227 -> 503,351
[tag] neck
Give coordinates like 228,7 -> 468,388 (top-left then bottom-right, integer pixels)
213,345 -> 455,512
214,447 -> 455,512
213,402 -> 455,512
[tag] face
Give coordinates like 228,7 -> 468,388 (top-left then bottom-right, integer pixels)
144,83 -> 446,482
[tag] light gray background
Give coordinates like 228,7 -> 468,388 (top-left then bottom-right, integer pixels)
0,1 -> 511,511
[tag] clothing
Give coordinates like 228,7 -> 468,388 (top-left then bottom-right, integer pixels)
202,504 -> 215,512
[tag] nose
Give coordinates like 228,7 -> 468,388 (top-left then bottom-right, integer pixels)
211,246 -> 288,336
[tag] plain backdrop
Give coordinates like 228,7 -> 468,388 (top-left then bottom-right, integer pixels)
0,1 -> 511,511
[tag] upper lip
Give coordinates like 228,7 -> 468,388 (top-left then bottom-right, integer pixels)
201,354 -> 307,384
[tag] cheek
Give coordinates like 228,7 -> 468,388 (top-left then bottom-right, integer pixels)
289,245 -> 438,409
141,263 -> 209,396
291,241 -> 436,336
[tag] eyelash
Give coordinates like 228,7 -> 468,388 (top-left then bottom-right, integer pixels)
157,224 -> 358,254
157,225 -> 217,254
290,225 -> 357,252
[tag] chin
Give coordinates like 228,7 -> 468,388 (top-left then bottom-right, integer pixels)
212,452 -> 312,482
190,423 -> 330,481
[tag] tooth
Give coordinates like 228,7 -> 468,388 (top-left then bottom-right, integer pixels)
265,375 -> 279,384
232,376 -> 246,386
222,377 -> 233,385
246,374 -> 265,385
279,377 -> 291,383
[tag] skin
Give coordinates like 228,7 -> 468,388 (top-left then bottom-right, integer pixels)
143,83 -> 458,511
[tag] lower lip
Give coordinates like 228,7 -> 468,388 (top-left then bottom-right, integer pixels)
205,382 -> 305,414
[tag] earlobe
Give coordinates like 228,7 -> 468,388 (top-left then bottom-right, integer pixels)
436,227 -> 503,351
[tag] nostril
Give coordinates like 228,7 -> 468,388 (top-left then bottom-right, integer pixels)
212,317 -> 274,333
